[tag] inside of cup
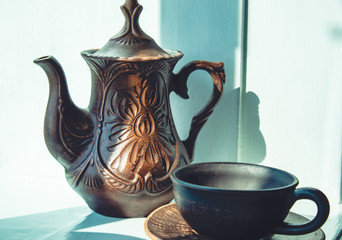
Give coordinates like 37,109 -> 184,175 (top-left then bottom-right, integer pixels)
174,163 -> 298,191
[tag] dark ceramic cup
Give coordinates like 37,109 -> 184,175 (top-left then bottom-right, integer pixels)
170,162 -> 330,239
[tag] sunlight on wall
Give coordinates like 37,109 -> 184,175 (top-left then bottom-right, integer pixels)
244,0 -> 342,211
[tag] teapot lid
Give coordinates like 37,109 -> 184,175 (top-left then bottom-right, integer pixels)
91,0 -> 181,60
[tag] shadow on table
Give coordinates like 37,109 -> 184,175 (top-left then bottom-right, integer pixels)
65,232 -> 145,240
0,206 -> 145,240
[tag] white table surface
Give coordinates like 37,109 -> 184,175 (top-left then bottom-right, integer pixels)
0,175 -> 341,240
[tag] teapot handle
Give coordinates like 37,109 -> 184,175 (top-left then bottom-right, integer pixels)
171,61 -> 225,162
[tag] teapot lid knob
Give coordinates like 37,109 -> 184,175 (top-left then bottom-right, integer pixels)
113,0 -> 147,44
92,0 -> 176,59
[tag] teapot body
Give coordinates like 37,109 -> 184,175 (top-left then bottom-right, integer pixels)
65,52 -> 189,217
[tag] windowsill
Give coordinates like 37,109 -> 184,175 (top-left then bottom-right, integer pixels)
0,175 -> 341,240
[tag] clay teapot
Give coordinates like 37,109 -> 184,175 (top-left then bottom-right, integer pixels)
34,0 -> 225,217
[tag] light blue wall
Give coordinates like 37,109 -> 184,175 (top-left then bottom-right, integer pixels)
161,0 -> 241,163
245,0 -> 342,209
160,2 -> 342,234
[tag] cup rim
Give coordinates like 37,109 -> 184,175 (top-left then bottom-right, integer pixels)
170,162 -> 299,193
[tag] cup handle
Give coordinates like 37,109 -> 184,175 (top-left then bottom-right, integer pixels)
170,61 -> 225,162
273,187 -> 330,235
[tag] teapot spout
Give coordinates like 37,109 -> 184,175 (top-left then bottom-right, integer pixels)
34,56 -> 94,168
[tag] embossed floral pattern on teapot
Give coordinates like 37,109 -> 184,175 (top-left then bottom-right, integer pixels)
34,0 -> 225,217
